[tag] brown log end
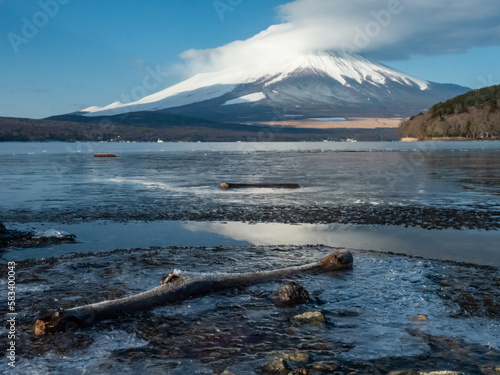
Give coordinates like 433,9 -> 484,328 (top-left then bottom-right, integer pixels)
34,319 -> 48,336
34,311 -> 64,336
317,249 -> 353,271
160,273 -> 180,285
34,311 -> 83,335
220,182 -> 230,190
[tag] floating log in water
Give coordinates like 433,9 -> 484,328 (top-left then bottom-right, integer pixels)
94,153 -> 119,158
220,182 -> 300,190
34,249 -> 352,335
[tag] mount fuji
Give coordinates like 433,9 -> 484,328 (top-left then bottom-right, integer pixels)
75,51 -> 469,122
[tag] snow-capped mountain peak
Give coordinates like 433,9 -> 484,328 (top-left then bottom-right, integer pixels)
81,50 -> 429,117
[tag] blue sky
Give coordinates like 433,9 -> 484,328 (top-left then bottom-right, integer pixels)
1,0 -> 499,119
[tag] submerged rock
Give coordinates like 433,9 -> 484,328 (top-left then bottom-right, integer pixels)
288,369 -> 309,375
481,367 -> 500,375
262,358 -> 292,374
0,222 -> 7,236
409,314 -> 430,322
273,281 -> 310,307
280,351 -> 310,363
290,311 -> 326,325
311,361 -> 340,372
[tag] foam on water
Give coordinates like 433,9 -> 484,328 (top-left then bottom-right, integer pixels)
33,229 -> 71,238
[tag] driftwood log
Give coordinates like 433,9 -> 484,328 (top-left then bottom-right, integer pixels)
94,153 -> 119,158
34,249 -> 352,335
220,182 -> 300,190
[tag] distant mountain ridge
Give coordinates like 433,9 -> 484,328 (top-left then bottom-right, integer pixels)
399,85 -> 500,139
74,50 -> 470,122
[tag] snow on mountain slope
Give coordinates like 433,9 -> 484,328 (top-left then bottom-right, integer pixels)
81,51 -> 429,117
223,92 -> 266,106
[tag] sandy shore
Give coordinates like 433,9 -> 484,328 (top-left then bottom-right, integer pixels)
252,117 -> 402,129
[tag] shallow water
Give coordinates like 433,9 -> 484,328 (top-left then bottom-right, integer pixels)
1,141 -> 499,374
0,142 -> 499,225
3,221 -> 500,267
4,245 -> 500,374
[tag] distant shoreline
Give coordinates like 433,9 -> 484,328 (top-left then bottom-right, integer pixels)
402,136 -> 500,142
251,117 -> 402,129
0,115 -> 400,142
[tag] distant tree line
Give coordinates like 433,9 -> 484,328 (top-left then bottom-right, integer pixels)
0,116 -> 399,142
400,85 -> 500,139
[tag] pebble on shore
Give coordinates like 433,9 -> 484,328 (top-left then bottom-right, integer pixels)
280,351 -> 310,363
288,369 -> 309,375
311,361 -> 340,372
481,367 -> 500,375
262,358 -> 292,374
290,311 -> 326,325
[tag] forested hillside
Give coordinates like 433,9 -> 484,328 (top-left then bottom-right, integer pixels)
400,85 -> 500,139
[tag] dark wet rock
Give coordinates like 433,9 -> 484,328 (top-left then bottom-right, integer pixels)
387,371 -> 421,375
273,281 -> 310,307
0,222 -> 10,247
0,221 -> 7,236
481,367 -> 500,375
0,224 -> 76,249
404,330 -> 498,374
290,311 -> 326,325
288,369 -> 309,375
262,358 -> 292,374
311,361 -> 340,372
430,266 -> 500,319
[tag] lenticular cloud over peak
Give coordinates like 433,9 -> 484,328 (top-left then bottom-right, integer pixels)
180,0 -> 500,75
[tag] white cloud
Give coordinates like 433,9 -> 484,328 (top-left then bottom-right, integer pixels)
278,0 -> 500,60
179,0 -> 500,75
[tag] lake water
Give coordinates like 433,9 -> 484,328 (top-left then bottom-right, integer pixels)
1,141 -> 499,264
1,141 -> 499,374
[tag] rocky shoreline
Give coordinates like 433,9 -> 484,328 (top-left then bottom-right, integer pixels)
2,203 -> 499,231
0,221 -> 76,249
5,245 -> 499,374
